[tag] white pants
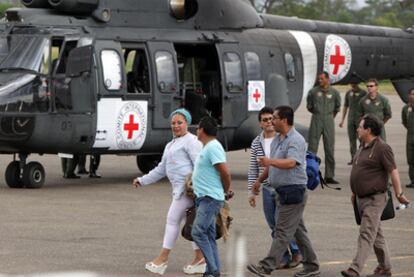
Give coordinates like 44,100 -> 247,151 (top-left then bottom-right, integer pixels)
163,194 -> 198,250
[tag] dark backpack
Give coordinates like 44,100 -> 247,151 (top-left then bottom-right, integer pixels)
306,151 -> 340,191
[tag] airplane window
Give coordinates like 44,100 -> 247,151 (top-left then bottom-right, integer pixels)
155,51 -> 176,93
223,52 -> 243,92
284,53 -> 296,82
244,52 -> 261,80
101,49 -> 122,91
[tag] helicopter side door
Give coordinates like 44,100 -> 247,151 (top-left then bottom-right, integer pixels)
216,42 -> 246,127
147,41 -> 181,129
92,40 -> 149,151
48,37 -> 96,153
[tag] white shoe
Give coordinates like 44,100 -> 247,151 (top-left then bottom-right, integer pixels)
183,259 -> 207,274
145,261 -> 168,275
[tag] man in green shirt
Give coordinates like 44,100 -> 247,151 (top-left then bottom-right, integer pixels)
402,89 -> 414,188
307,72 -> 341,184
357,79 -> 392,141
339,83 -> 367,165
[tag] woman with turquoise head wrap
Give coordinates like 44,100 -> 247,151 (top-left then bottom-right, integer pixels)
170,108 -> 192,126
132,108 -> 206,275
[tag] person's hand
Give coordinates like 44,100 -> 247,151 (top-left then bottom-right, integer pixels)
257,157 -> 270,167
225,190 -> 234,200
252,180 -> 261,195
339,121 -> 344,128
248,195 -> 256,208
133,178 -> 141,188
397,194 -> 410,205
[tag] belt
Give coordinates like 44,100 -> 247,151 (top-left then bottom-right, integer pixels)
358,190 -> 386,198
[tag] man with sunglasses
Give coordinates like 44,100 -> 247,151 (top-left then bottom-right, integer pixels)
247,106 -> 320,277
248,106 -> 302,269
307,72 -> 341,184
357,79 -> 392,141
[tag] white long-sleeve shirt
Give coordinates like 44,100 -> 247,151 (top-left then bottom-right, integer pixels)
137,132 -> 202,199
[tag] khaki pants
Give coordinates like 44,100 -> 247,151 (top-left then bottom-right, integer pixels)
351,193 -> 391,274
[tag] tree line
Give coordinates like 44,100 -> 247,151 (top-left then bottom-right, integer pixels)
248,0 -> 414,28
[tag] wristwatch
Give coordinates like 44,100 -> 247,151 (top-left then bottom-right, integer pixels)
396,192 -> 404,198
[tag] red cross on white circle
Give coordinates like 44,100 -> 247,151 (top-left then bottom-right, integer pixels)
329,45 -> 345,75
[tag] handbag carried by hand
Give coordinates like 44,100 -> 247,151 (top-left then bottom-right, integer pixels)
352,189 -> 395,225
181,202 -> 232,242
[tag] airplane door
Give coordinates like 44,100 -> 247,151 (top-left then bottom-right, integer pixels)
216,43 -> 246,127
147,41 -> 181,129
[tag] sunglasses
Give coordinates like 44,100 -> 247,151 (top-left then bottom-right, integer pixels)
261,117 -> 273,122
366,85 -> 376,88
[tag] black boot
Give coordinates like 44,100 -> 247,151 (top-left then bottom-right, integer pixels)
89,154 -> 101,178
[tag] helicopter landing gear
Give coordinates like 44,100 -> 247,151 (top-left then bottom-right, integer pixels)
136,154 -> 161,174
5,154 -> 45,189
5,161 -> 23,188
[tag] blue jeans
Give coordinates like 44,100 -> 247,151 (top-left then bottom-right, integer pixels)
192,196 -> 224,275
263,186 -> 300,262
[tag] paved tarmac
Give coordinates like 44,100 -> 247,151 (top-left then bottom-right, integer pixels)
0,93 -> 413,277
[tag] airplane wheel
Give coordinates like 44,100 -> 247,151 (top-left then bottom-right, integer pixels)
22,162 -> 45,189
136,155 -> 161,174
5,161 -> 23,188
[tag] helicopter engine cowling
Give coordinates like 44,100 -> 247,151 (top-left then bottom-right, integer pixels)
21,0 -> 50,8
48,0 -> 99,14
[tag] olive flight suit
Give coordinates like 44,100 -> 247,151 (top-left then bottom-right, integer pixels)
307,85 -> 341,179
344,88 -> 367,159
402,104 -> 414,185
357,94 -> 392,141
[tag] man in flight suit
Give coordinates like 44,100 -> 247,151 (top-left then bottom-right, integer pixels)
307,72 -> 341,184
403,89 -> 414,188
339,83 -> 367,165
357,79 -> 391,141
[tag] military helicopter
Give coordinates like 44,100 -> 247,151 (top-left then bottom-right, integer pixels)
0,0 -> 413,188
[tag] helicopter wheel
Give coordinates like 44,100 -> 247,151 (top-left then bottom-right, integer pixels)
22,161 -> 45,189
5,161 -> 23,188
136,155 -> 161,174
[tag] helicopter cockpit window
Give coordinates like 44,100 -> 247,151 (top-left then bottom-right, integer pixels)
0,36 -> 51,113
223,52 -> 243,92
284,53 -> 296,82
101,49 -> 122,91
0,36 -> 50,74
244,52 -> 261,80
124,49 -> 150,94
155,51 -> 176,93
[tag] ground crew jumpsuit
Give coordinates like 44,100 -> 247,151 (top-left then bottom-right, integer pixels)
402,104 -> 414,185
357,94 -> 392,141
344,89 -> 367,159
307,86 -> 341,179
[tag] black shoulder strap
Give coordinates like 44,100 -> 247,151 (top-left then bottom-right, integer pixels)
319,171 -> 341,190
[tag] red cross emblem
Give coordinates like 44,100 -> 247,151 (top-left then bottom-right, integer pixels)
124,114 -> 139,139
253,89 -> 261,103
329,45 -> 345,75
